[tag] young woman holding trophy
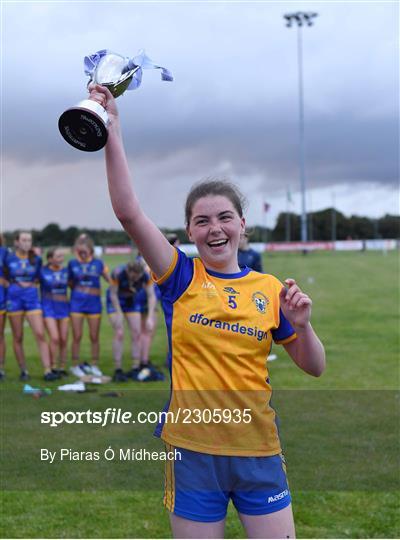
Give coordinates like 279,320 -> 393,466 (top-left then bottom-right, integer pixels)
86,80 -> 325,539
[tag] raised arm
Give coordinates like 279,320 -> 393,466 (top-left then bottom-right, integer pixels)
89,84 -> 175,279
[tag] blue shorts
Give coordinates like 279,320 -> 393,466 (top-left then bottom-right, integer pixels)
106,289 -> 147,315
70,292 -> 102,316
42,299 -> 70,320
7,284 -> 42,315
164,445 -> 291,522
0,285 -> 6,313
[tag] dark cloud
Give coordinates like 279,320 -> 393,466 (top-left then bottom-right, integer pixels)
3,1 -> 398,229
4,88 -> 398,191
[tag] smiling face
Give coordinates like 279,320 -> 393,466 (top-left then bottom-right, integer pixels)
50,249 -> 65,267
76,244 -> 92,261
187,195 -> 245,273
15,232 -> 32,253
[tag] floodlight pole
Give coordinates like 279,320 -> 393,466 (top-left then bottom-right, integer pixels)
297,23 -> 307,243
284,12 -> 318,243
331,192 -> 337,242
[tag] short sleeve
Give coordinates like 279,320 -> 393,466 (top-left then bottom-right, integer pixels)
152,248 -> 194,303
271,308 -> 297,344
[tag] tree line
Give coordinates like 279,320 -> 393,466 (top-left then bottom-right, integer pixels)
4,210 -> 399,247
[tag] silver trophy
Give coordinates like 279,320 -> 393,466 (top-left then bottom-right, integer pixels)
58,50 -> 173,152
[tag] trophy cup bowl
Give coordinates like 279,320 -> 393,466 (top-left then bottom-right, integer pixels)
58,53 -> 139,152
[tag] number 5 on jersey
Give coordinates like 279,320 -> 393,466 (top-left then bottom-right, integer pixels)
228,295 -> 237,309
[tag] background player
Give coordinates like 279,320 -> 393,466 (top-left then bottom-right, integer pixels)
5,231 -> 57,381
40,247 -> 70,377
90,84 -> 325,539
238,231 -> 263,272
0,234 -> 8,380
106,260 -> 159,382
68,234 -> 111,377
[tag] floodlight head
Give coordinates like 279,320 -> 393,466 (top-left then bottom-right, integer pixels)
294,14 -> 303,26
304,14 -> 314,26
284,14 -> 293,27
306,12 -> 319,24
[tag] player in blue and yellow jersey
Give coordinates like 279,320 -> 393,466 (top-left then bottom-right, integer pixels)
91,84 -> 325,539
106,260 -> 159,382
40,247 -> 70,377
0,234 -> 9,380
68,234 -> 111,377
5,231 -> 58,381
238,232 -> 263,272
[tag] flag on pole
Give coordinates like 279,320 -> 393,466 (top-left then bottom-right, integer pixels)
287,188 -> 293,204
263,202 -> 270,213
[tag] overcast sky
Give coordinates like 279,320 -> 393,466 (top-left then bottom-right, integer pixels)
2,0 -> 399,232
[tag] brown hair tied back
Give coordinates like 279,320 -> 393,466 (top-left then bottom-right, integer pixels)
126,260 -> 145,275
15,230 -> 36,265
185,179 -> 247,226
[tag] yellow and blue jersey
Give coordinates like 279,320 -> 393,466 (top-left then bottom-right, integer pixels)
68,257 -> 105,315
153,248 -> 297,457
5,251 -> 41,284
5,251 -> 42,314
106,265 -> 150,314
0,246 -> 9,312
40,265 -> 70,319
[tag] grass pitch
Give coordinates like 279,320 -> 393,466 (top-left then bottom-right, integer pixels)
1,250 -> 399,538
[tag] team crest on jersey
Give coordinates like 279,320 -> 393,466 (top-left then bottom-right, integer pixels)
223,287 -> 240,295
252,292 -> 269,314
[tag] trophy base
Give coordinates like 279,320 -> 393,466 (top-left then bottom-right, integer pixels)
58,100 -> 108,152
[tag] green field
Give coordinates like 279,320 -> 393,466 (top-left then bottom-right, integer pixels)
1,251 -> 399,538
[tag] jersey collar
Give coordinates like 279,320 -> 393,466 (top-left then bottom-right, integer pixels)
205,266 -> 251,279
16,250 -> 28,259
76,255 -> 93,263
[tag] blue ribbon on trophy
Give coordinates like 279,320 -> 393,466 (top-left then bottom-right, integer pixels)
84,49 -> 173,97
59,49 -> 173,151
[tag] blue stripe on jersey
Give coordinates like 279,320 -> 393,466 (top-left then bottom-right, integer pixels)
271,309 -> 296,342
